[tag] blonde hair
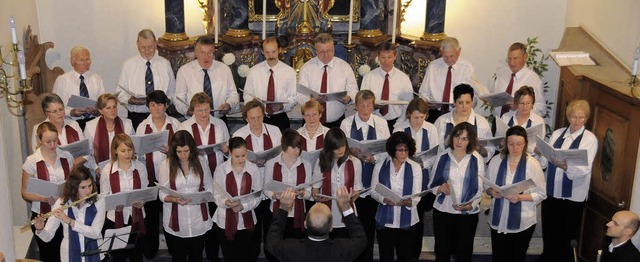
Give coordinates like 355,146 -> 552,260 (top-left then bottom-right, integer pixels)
110,133 -> 135,164
566,100 -> 591,119
301,99 -> 324,115
96,93 -> 118,109
36,122 -> 58,148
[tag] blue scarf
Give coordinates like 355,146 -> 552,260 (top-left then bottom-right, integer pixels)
491,156 -> 527,230
405,126 -> 431,189
508,116 -> 532,128
547,127 -> 584,198
375,159 -> 413,229
431,152 -> 479,213
445,117 -> 477,141
351,117 -> 376,188
68,202 -> 99,262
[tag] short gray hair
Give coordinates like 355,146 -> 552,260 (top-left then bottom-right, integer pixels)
440,37 -> 460,52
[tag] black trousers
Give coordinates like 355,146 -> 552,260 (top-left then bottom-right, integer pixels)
432,209 -> 478,262
255,199 -> 276,261
355,196 -> 377,262
164,231 -> 205,262
127,111 -> 150,131
263,112 -> 290,132
102,218 -> 143,262
142,199 -> 160,259
323,114 -> 346,129
539,198 -> 585,262
490,225 -> 536,262
413,193 -> 436,258
31,212 -> 63,262
205,203 -> 221,262
215,225 -> 259,262
377,224 -> 421,262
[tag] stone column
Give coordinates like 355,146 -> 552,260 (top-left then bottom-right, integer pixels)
357,0 -> 383,38
225,0 -> 251,37
161,0 -> 189,41
421,0 -> 447,41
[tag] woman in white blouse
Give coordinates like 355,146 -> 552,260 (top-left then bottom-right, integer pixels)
499,86 -> 546,153
297,99 -> 330,151
158,130 -> 213,261
486,126 -> 545,262
428,122 -> 484,262
35,165 -> 105,262
370,132 -> 422,262
99,133 -> 148,261
22,122 -> 75,261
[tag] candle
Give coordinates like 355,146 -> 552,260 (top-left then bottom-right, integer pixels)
347,0 -> 353,45
391,0 -> 398,44
10,16 -> 18,44
214,0 -> 219,43
18,50 -> 26,80
633,46 -> 640,76
262,0 -> 266,39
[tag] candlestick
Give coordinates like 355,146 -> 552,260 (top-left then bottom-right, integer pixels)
17,50 -> 26,80
391,0 -> 398,44
348,0 -> 353,45
214,0 -> 219,43
10,16 -> 18,44
633,45 -> 640,76
262,0 -> 267,39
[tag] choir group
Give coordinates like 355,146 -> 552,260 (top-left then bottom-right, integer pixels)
22,28 -> 639,262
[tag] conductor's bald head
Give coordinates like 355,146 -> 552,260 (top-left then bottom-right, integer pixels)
305,203 -> 332,239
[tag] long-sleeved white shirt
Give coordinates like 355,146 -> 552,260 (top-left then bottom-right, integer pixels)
243,60 -> 297,113
100,160 -> 149,223
22,148 -> 75,213
360,67 -> 414,120
312,156 -> 363,228
52,70 -> 105,120
83,116 -> 134,168
393,119 -> 441,168
419,57 -> 475,105
212,160 -> 263,230
263,154 -> 313,215
492,66 -> 546,117
174,60 -> 239,117
370,156 -> 422,228
297,124 -> 330,151
428,149 -> 485,214
178,115 -> 230,174
31,118 -> 85,152
433,109 -> 494,162
117,54 -> 176,113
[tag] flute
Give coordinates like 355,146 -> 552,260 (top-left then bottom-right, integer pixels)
20,192 -> 98,232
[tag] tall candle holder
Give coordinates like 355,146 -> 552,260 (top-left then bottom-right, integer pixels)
0,43 -> 33,111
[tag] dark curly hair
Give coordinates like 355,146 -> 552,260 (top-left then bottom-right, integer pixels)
385,132 -> 416,158
62,165 -> 98,204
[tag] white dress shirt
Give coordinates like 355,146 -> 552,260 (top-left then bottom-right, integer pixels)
486,155 -> 546,233
341,113 -> 391,172
36,197 -> 106,262
174,60 -> 239,117
370,157 -> 422,228
212,160 -> 263,230
178,115 -> 230,173
243,60 -> 297,113
433,109 -> 494,162
22,148 -> 75,213
31,118 -> 85,152
540,126 -> 597,202
312,156 -> 363,228
83,116 -> 134,168
393,119 -> 441,168
232,123 -> 283,153
158,157 -> 214,237
297,124 -> 330,151
298,57 -> 358,123
500,110 -> 547,152
419,57 -> 475,106
117,54 -> 176,113
492,66 -> 545,117
264,154 -> 313,215
136,114 -> 181,179
100,160 -> 149,223
428,149 -> 485,214
360,67 -> 414,120
52,70 -> 105,120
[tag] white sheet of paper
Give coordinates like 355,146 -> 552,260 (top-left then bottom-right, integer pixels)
495,118 -> 510,137
377,100 -> 409,105
481,92 -> 513,108
100,226 -> 132,251
347,138 -> 387,155
155,183 -> 182,199
27,178 -> 65,198
296,84 -> 347,101
264,181 -> 291,193
231,190 -> 263,202
198,140 -> 228,155
98,160 -> 110,173
58,139 -> 91,158
246,147 -> 282,163
413,146 -> 439,163
502,179 -> 536,197
315,193 -> 336,200
131,130 -> 169,156
535,136 -> 588,166
478,136 -> 504,149
67,95 -> 97,109
182,191 -> 215,205
104,187 -> 159,210
301,149 -> 321,164
550,51 -> 596,66
374,184 -> 403,203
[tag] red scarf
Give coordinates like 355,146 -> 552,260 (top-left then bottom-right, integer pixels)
59,124 -> 79,145
144,122 -> 174,186
272,162 -> 306,230
109,164 -> 145,234
93,117 -> 124,164
225,171 -> 255,240
168,168 -> 208,232
321,158 -> 354,212
36,158 -> 70,213
192,123 -> 217,177
301,133 -> 324,151
245,125 -> 273,151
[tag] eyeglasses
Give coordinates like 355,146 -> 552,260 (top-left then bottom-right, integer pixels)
454,136 -> 469,142
395,147 -> 409,152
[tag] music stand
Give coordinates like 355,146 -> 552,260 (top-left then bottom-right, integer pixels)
82,226 -> 138,262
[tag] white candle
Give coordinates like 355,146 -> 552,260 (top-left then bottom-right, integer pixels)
262,0 -> 267,39
10,16 -> 18,44
391,0 -> 398,43
18,50 -> 26,80
347,0 -> 353,45
214,0 -> 219,43
633,60 -> 639,76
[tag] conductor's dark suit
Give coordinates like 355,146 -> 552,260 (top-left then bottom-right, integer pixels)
266,208 -> 367,262
601,240 -> 640,262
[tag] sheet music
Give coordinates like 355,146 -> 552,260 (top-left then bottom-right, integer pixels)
480,176 -> 536,197
413,145 -> 439,164
264,177 -> 324,193
480,92 -> 513,108
246,147 -> 282,163
58,138 -> 91,158
116,84 -> 146,99
231,190 -> 263,202
198,140 -> 228,155
104,187 -> 159,210
374,184 -> 403,203
155,183 -> 182,199
99,226 -> 132,251
535,136 -> 588,166
496,119 -> 544,152
98,160 -> 110,173
347,138 -> 387,155
301,149 -> 321,164
296,84 -> 347,101
377,100 -> 410,105
183,191 -> 215,205
131,130 -> 169,156
315,193 -> 336,200
67,95 -> 97,109
27,178 -> 65,198
478,136 -> 504,149
495,118 -> 510,137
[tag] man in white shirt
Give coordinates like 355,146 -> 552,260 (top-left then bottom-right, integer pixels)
243,37 -> 297,131
361,42 -> 413,131
492,42 -> 546,118
298,33 -> 358,128
52,46 -> 105,130
117,29 -> 176,130
419,37 -> 475,123
174,36 -> 239,123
